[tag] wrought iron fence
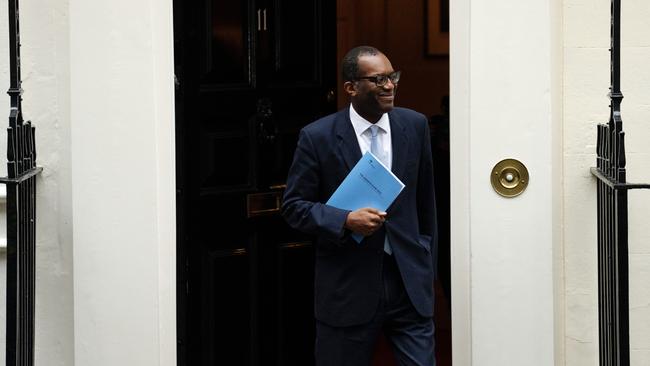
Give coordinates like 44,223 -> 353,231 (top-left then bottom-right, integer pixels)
590,1 -> 650,365
1,1 -> 42,365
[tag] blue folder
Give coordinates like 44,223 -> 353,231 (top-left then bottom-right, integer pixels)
326,152 -> 405,243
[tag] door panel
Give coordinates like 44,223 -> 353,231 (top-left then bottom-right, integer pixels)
203,0 -> 254,87
266,0 -> 321,86
278,242 -> 316,365
200,251 -> 251,364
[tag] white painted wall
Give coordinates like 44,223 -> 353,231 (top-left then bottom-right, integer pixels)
0,1 -> 75,365
0,0 -> 645,365
563,0 -> 650,364
69,0 -> 176,364
0,0 -> 177,364
451,0 -> 563,364
452,0 -> 650,364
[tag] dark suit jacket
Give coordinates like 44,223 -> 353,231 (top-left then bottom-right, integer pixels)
282,106 -> 437,327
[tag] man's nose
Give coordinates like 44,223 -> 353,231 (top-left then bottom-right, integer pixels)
382,79 -> 396,89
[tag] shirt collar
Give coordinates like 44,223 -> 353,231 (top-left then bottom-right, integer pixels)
349,104 -> 390,138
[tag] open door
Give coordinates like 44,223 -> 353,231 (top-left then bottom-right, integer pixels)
174,1 -> 336,365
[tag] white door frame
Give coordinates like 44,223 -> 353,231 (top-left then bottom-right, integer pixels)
449,0 -> 563,364
449,0 -> 472,362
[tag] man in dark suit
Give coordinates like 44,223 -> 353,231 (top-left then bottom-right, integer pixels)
282,46 -> 437,366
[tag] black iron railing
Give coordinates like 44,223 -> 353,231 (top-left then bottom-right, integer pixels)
591,1 -> 650,365
1,1 -> 42,365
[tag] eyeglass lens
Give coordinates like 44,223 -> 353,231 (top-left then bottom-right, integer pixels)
377,72 -> 400,86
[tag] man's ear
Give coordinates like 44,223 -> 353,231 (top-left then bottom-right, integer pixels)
343,81 -> 357,97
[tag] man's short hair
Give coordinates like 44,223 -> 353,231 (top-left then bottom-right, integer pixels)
341,46 -> 381,82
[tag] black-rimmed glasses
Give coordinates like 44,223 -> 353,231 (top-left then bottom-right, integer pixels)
354,71 -> 401,87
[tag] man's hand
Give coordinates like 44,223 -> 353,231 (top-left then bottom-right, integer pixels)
344,208 -> 387,237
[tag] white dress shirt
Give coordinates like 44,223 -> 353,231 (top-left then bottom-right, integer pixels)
349,104 -> 394,254
349,104 -> 392,170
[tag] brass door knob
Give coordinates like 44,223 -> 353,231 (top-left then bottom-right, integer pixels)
490,159 -> 529,197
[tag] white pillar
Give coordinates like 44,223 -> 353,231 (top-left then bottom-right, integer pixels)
451,0 -> 563,364
69,0 -> 176,364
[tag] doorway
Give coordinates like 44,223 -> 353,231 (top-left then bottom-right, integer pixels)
174,0 -> 450,365
336,1 -> 451,365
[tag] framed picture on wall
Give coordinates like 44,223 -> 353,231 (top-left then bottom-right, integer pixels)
425,0 -> 449,56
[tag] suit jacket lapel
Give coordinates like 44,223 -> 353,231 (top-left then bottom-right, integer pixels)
389,110 -> 409,179
335,107 -> 362,172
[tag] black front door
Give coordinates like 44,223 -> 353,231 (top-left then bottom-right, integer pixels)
174,1 -> 336,365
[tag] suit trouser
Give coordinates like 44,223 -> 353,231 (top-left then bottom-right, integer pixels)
315,254 -> 435,366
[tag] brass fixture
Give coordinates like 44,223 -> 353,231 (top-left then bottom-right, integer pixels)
490,159 -> 529,198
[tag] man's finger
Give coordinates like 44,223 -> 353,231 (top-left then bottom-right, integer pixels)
364,207 -> 380,214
